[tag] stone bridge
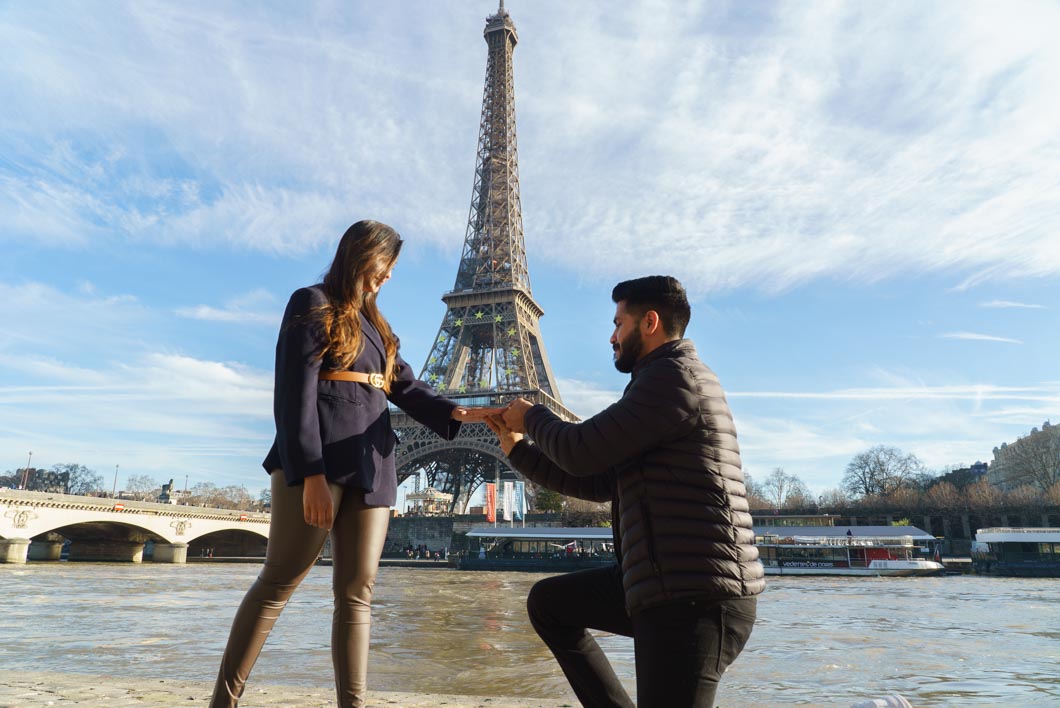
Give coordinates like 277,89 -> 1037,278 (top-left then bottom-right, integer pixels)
0,489 -> 269,563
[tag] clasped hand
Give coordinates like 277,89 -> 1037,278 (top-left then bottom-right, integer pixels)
448,397 -> 533,454
450,397 -> 531,432
482,397 -> 533,454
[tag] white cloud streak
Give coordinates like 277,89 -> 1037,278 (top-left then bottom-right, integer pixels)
552,375 -> 1059,491
980,300 -> 1045,309
1,1 -> 1058,290
174,289 -> 279,326
939,331 -> 1023,344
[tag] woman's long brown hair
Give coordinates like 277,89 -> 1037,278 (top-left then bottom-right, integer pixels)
314,220 -> 403,393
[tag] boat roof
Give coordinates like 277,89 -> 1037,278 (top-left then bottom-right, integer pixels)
755,525 -> 936,542
975,527 -> 1060,543
466,526 -> 614,540
465,525 -> 937,542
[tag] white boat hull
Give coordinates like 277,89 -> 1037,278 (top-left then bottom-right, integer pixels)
764,560 -> 944,576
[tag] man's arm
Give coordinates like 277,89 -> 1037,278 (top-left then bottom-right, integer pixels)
486,416 -> 612,502
520,363 -> 699,477
509,440 -> 613,502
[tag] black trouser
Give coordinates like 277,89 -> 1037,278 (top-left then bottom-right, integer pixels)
527,564 -> 756,708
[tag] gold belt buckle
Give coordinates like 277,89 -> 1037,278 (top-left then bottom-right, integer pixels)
368,373 -> 385,389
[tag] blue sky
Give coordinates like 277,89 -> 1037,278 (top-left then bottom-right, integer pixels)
2,1 -> 1058,506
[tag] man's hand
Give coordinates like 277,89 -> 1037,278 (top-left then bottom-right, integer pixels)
451,406 -> 506,422
303,474 -> 333,529
501,397 -> 533,433
485,414 -> 524,455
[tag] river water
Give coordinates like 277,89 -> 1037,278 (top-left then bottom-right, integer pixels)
2,563 -> 1058,706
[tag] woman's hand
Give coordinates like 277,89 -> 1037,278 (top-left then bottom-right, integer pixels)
451,406 -> 506,422
303,474 -> 334,529
485,414 -> 524,455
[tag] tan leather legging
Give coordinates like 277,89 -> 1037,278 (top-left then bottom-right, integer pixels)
210,470 -> 391,708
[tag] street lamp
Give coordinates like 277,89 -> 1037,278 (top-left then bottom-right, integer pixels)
112,464 -> 119,498
19,451 -> 32,490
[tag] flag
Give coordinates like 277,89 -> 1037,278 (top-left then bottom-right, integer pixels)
503,481 -> 514,522
484,483 -> 496,523
513,481 -> 526,521
933,545 -> 942,564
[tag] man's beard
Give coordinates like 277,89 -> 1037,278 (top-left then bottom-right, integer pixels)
613,327 -> 643,373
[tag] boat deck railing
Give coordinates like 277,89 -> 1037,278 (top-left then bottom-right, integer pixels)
977,527 -> 1056,534
760,535 -> 915,547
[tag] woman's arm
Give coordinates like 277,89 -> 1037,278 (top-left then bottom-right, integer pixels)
274,287 -> 327,484
387,351 -> 502,435
273,287 -> 334,527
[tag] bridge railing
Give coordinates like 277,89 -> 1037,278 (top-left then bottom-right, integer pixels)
0,489 -> 270,522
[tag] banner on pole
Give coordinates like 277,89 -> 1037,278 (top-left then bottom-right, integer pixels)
514,481 -> 526,521
503,481 -> 514,522
485,483 -> 497,523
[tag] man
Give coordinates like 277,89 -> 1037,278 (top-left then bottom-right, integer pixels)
486,276 -> 764,707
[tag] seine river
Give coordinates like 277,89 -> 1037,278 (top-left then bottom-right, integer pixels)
2,563 -> 1058,706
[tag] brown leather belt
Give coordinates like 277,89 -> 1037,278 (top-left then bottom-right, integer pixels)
319,370 -> 386,388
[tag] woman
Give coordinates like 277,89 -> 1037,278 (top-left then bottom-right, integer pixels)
211,220 -> 498,708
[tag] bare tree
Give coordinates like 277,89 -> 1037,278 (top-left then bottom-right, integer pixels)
1001,425 -> 1060,493
183,482 -> 255,509
1005,485 -> 1041,508
742,472 -> 770,510
762,468 -> 810,509
125,474 -> 161,501
817,488 -> 851,510
842,445 -> 925,499
924,481 -> 961,508
965,478 -> 1002,510
1047,481 -> 1060,506
884,486 -> 922,509
561,498 -> 611,528
51,463 -> 104,495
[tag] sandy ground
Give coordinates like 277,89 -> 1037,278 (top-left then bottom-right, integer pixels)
0,672 -> 574,708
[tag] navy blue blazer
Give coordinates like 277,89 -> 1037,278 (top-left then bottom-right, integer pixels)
262,285 -> 460,506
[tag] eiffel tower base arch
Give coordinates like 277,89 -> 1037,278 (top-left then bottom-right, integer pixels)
393,416 -> 521,513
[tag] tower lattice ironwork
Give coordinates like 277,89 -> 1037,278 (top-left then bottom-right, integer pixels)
392,2 -> 577,512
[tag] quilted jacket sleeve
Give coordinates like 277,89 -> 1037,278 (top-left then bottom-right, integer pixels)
524,361 -> 699,477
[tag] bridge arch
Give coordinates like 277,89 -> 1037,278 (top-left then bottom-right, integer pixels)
2,490 -> 272,563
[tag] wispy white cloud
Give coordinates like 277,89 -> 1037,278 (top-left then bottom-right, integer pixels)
175,289 -> 278,326
0,352 -> 272,483
3,2 -> 1059,289
552,373 -> 1059,491
0,281 -> 147,356
729,383 -> 1052,401
940,331 -> 1023,344
0,280 -> 274,484
980,300 -> 1045,309
555,377 -> 623,419
520,1 -> 1060,292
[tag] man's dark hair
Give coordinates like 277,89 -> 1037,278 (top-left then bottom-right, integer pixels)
611,275 -> 691,338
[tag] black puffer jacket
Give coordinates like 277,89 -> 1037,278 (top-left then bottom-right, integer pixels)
508,339 -> 765,613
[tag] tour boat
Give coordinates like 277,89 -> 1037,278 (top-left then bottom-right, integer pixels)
756,532 -> 944,576
971,527 -> 1060,577
451,526 -> 615,572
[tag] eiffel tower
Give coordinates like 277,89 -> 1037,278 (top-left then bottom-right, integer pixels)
392,1 -> 577,512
